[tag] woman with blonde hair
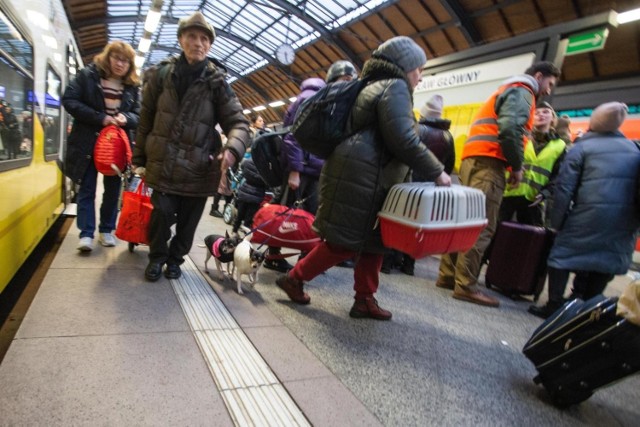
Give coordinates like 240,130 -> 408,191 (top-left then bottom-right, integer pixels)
62,41 -> 140,252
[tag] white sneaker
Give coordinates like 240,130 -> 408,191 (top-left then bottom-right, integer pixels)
99,232 -> 116,247
77,237 -> 94,252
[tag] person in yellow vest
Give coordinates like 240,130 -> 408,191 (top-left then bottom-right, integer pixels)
435,61 -> 561,307
499,101 -> 567,225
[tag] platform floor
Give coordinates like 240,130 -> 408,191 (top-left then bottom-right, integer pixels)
1,200 -> 639,426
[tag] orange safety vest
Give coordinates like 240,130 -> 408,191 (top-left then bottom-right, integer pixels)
461,82 -> 536,163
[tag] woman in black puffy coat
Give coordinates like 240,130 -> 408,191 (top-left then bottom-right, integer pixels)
275,36 -> 451,320
62,41 -> 140,252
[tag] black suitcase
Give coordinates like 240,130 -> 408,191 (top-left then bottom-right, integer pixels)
485,221 -> 553,300
523,295 -> 640,407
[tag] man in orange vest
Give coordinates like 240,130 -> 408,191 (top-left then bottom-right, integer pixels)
436,61 -> 561,307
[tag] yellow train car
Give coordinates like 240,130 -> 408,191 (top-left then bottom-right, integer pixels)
441,103 -> 483,172
0,0 -> 80,294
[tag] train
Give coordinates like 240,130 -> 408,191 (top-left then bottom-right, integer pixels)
0,0 -> 80,294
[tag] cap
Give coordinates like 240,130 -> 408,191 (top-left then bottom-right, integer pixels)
589,102 -> 628,133
536,101 -> 554,111
372,36 -> 426,73
178,11 -> 215,43
326,60 -> 358,83
420,95 -> 444,119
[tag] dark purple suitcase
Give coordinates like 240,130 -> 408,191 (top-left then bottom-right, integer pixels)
484,221 -> 553,299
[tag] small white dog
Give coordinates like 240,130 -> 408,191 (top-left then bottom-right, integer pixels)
232,237 -> 265,294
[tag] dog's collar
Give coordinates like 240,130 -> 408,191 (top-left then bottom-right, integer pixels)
212,237 -> 224,258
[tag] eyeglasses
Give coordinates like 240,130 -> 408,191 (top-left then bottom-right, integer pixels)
110,55 -> 129,64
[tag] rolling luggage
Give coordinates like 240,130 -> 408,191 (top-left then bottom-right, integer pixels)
484,221 -> 553,299
522,295 -> 640,407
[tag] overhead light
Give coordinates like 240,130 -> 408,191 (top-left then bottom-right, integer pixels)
289,97 -> 297,103
269,100 -> 285,107
242,109 -> 251,115
42,35 -> 58,49
144,9 -> 162,33
27,10 -> 49,31
617,8 -> 640,24
135,55 -> 146,68
253,105 -> 267,111
138,37 -> 152,53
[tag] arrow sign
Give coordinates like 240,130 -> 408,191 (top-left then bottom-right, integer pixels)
565,28 -> 609,56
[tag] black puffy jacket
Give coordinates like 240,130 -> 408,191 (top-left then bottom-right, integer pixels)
416,117 -> 455,177
133,55 -> 250,197
237,157 -> 267,204
62,64 -> 140,183
314,58 -> 444,253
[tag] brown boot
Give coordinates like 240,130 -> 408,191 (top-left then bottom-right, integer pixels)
276,274 -> 310,305
453,286 -> 499,307
349,296 -> 392,320
435,278 -> 455,290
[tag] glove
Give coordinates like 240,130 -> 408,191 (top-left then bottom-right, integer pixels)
528,193 -> 544,207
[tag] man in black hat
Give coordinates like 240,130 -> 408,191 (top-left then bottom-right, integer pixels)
133,11 -> 250,281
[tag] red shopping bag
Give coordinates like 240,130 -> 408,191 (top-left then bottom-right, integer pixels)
115,180 -> 153,244
250,204 -> 321,252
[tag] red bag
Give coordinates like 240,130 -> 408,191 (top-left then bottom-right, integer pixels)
115,180 -> 152,244
94,125 -> 132,175
251,204 -> 321,252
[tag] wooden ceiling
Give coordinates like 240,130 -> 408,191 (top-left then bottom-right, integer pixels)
62,0 -> 640,124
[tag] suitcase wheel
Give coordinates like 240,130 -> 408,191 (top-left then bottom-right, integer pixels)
549,388 -> 593,408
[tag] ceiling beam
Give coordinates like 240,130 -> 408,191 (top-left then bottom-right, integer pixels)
438,0 -> 482,45
255,0 -> 363,69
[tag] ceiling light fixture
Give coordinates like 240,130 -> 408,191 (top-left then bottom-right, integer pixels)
617,8 -> 640,24
138,37 -> 151,53
144,0 -> 164,32
137,0 -> 164,70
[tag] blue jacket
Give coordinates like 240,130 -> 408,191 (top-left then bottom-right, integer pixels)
548,131 -> 640,274
281,78 -> 325,178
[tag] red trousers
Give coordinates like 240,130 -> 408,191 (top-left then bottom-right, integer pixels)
289,242 -> 383,298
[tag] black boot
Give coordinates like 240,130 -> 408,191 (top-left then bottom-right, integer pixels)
401,254 -> 415,276
209,193 -> 223,217
528,300 -> 563,319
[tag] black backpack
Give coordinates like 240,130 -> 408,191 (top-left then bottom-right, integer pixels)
291,77 -> 369,159
250,129 -> 289,187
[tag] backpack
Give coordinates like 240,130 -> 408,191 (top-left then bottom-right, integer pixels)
94,125 -> 132,175
291,77 -> 369,159
250,129 -> 289,187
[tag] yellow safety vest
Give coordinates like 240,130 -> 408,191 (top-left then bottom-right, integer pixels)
504,137 -> 566,201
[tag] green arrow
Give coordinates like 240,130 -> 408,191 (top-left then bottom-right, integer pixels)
569,33 -> 603,48
565,28 -> 609,55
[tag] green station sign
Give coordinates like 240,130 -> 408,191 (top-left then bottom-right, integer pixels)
565,28 -> 609,56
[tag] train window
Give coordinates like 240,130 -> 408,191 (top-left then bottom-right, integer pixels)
44,65 -> 61,159
0,9 -> 34,167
